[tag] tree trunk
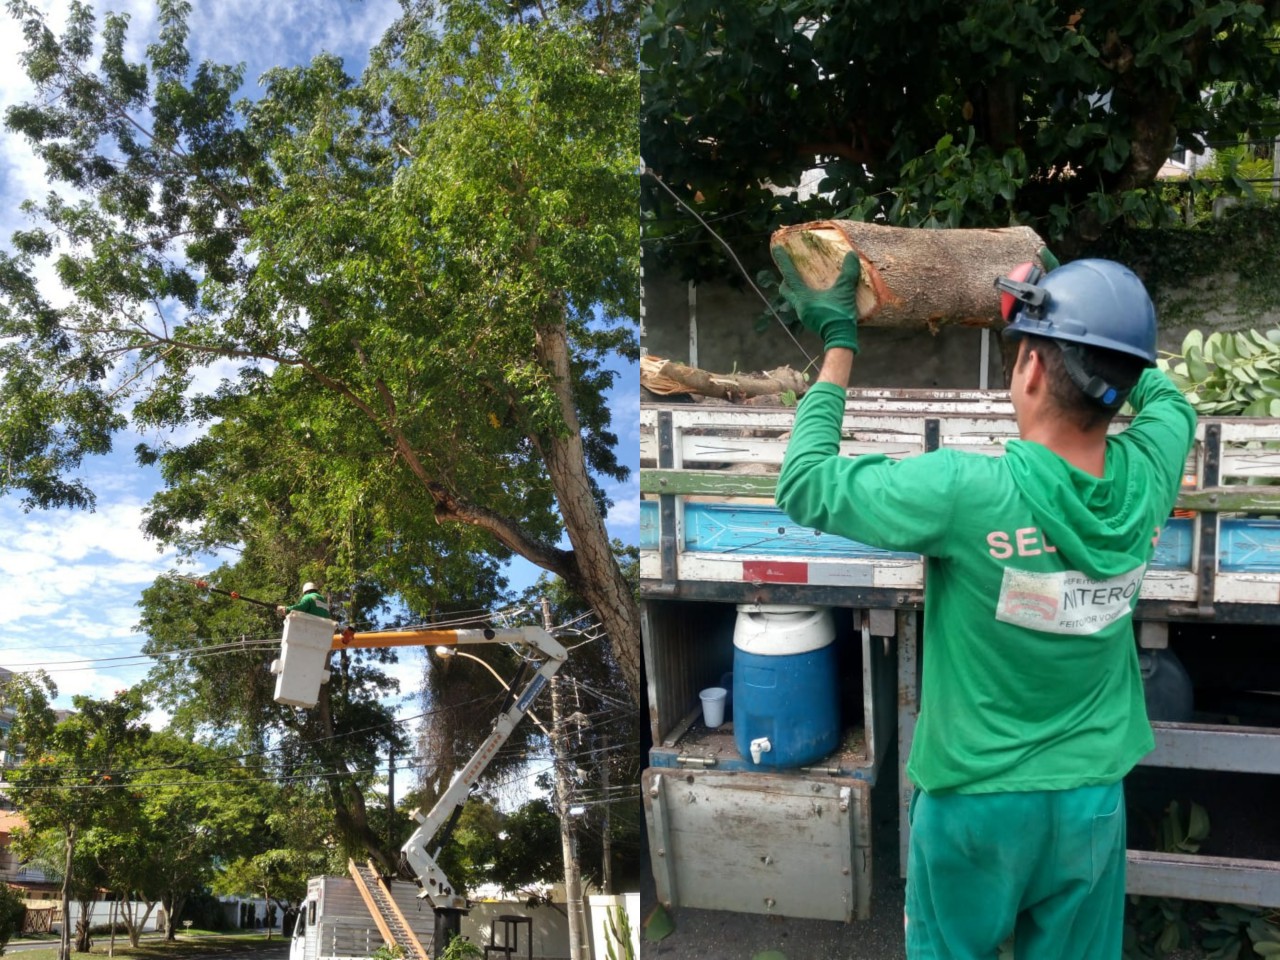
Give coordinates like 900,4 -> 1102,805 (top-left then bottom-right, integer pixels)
314,683 -> 398,872
73,899 -> 93,953
119,897 -> 153,948
59,826 -> 73,960
533,316 -> 641,704
769,221 -> 1049,329
259,885 -> 273,941
163,893 -> 187,941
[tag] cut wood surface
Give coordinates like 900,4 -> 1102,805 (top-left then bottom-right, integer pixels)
770,220 -> 1049,329
641,355 -> 808,400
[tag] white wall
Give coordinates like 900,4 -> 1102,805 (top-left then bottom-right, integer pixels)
35,899 -> 165,935
461,901 -> 570,959
458,896 -> 640,960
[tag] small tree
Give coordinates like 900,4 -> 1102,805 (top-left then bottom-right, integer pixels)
0,884 -> 27,955
2,681 -> 149,960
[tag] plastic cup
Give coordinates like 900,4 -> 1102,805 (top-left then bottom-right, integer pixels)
699,687 -> 728,729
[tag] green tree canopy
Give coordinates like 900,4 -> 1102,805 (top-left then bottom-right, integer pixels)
641,0 -> 1280,279
137,570 -> 410,874
2,682 -> 150,960
433,796 -> 572,897
126,732 -> 265,940
0,883 -> 25,955
0,0 -> 642,699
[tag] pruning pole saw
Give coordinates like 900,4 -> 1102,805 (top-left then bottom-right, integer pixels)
178,576 -> 281,612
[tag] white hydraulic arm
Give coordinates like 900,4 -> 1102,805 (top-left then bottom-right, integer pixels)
401,626 -> 566,910
270,617 -> 567,912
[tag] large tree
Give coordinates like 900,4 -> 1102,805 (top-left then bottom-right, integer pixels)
138,570 -> 411,874
212,791 -> 338,942
641,0 -> 1280,279
0,0 -> 642,699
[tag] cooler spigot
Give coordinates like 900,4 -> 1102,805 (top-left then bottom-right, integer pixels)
750,737 -> 772,764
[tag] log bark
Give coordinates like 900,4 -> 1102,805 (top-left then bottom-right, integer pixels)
770,220 -> 1049,330
641,356 -> 808,399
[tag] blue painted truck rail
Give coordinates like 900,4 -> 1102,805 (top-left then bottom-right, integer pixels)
639,501 -> 1272,570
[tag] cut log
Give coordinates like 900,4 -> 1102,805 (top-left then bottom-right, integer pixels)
641,355 -> 807,400
770,220 -> 1049,330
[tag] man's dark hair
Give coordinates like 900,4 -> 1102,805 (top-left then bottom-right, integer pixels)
1015,334 -> 1147,431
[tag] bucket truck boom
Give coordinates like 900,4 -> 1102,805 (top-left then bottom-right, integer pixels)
269,614 -> 567,942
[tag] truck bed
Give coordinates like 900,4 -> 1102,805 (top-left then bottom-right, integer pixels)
640,388 -> 1280,913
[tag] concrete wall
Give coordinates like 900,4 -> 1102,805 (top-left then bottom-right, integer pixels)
643,269 -> 1006,391
29,897 -> 166,935
459,895 -> 640,960
461,901 -> 570,959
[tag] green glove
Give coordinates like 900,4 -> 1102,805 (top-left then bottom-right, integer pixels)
773,247 -> 861,352
1038,246 -> 1061,272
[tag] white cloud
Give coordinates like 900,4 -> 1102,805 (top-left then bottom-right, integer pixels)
605,477 -> 640,536
189,0 -> 402,86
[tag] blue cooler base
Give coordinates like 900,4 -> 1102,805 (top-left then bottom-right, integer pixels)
733,645 -> 840,769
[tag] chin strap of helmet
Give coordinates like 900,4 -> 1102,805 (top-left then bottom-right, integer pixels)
1059,342 -> 1127,410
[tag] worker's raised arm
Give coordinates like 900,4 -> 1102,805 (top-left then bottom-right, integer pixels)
770,249 -> 954,556
1116,365 -> 1197,510
1126,365 -> 1197,446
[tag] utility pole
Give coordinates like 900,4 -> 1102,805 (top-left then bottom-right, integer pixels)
544,597 -> 587,960
599,731 -> 612,894
387,747 -> 396,856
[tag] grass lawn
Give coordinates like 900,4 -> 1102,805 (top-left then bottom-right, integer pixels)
8,932 -> 286,960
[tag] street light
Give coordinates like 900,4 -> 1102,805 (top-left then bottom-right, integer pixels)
432,646 -> 551,737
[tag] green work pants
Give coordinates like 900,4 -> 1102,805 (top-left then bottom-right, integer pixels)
905,782 -> 1126,960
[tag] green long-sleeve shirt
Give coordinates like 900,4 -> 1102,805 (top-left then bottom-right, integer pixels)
286,591 -> 330,618
776,368 -> 1196,794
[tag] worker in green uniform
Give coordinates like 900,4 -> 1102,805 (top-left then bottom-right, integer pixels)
276,581 -> 330,619
771,250 -> 1196,959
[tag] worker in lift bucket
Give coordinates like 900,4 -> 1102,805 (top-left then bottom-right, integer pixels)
276,581 -> 330,619
770,248 -> 1196,959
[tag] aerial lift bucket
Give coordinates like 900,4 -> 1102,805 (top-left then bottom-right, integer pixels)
271,612 -> 337,707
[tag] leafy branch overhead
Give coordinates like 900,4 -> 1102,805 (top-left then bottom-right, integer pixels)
0,0 -> 642,700
641,1 -> 1280,281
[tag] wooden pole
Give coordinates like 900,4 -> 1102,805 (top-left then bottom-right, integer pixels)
544,598 -> 587,960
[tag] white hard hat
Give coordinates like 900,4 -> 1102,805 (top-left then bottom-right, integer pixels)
302,582 -> 317,593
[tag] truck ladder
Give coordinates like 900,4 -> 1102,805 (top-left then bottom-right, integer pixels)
348,860 -> 431,960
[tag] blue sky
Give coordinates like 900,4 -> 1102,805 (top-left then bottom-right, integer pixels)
0,0 -> 639,720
